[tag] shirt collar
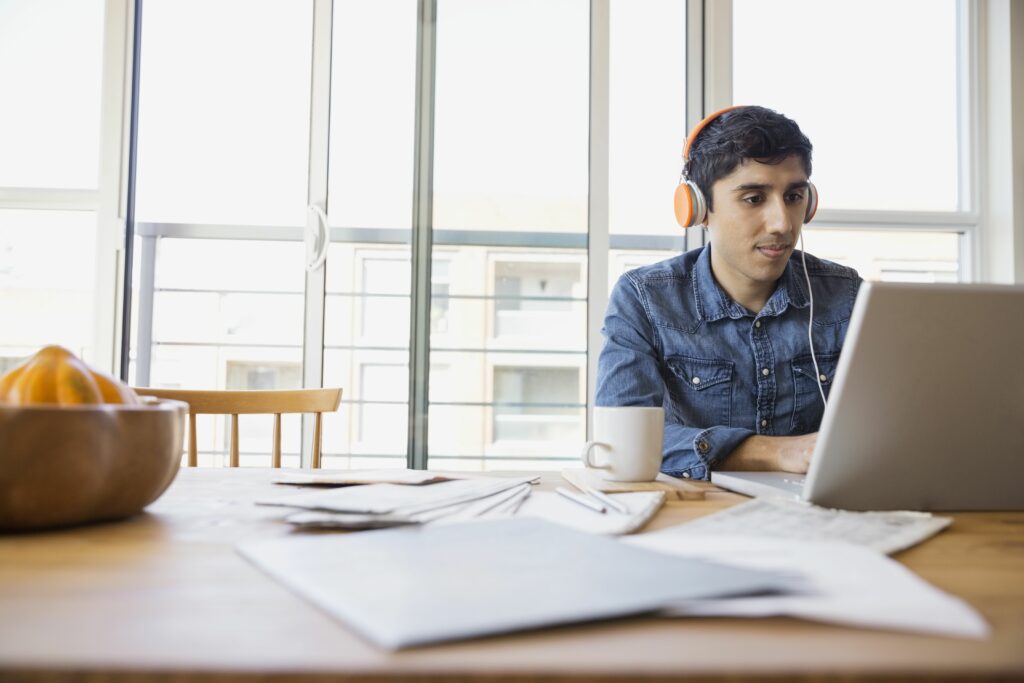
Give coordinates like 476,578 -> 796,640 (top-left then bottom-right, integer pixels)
693,245 -> 810,322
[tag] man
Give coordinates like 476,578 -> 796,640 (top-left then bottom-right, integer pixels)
596,106 -> 862,480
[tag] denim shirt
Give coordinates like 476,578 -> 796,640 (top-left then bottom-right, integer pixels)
596,245 -> 862,480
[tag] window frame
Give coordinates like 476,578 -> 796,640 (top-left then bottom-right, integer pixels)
116,0 -> 1010,469
0,0 -> 131,373
723,0 -> 980,282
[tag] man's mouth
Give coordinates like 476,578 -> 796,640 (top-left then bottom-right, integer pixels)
756,243 -> 790,258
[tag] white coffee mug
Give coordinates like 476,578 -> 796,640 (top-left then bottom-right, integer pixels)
581,406 -> 664,482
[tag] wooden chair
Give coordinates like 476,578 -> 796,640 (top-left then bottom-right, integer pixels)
133,388 -> 343,468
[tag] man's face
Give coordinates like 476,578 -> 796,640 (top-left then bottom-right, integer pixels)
705,154 -> 810,305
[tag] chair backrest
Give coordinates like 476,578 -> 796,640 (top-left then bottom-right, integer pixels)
133,388 -> 343,468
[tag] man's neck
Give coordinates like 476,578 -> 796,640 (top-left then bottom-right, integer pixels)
710,270 -> 776,314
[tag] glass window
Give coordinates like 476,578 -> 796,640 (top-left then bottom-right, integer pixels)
608,0 -> 688,237
329,0 -> 418,229
803,228 -> 960,283
139,239 -> 305,389
733,0 -> 959,212
433,0 -> 589,232
130,0 -> 315,418
492,366 -> 582,442
0,0 -> 104,189
427,0 -> 591,473
493,260 -> 581,337
0,209 -> 98,362
135,0 -> 314,227
323,243 -> 411,466
357,363 -> 408,448
225,360 -> 302,390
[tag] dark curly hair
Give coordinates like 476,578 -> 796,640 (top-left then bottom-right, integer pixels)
685,106 -> 812,213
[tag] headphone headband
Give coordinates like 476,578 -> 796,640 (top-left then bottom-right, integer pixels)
682,105 -> 742,162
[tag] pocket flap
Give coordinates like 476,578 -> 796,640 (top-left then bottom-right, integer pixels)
666,356 -> 734,390
791,352 -> 839,384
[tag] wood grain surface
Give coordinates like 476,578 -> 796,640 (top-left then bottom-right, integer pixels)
1,468 -> 1022,683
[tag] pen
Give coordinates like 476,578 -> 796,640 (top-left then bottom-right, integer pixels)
584,487 -> 629,514
555,486 -> 606,514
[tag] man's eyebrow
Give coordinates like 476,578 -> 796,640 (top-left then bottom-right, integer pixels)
731,180 -> 810,192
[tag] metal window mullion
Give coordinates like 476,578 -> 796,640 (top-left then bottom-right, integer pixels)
134,234 -> 157,386
697,0 -> 732,250
958,0 -> 981,282
702,0 -> 732,112
0,188 -> 98,211
586,0 -> 610,442
685,0 -> 705,251
119,0 -> 145,382
300,0 -> 333,468
408,0 -> 437,470
94,0 -> 133,374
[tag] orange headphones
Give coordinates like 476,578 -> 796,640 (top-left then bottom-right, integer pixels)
673,106 -> 819,229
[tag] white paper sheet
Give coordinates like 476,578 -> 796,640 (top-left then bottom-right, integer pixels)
513,491 -> 665,535
674,497 -> 952,554
258,476 -> 537,516
623,531 -> 989,639
274,469 -> 453,486
238,518 -> 797,650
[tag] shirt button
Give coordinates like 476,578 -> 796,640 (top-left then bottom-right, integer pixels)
681,472 -> 691,479
696,439 -> 709,453
762,368 -> 770,376
754,321 -> 762,328
761,419 -> 768,427
691,376 -> 701,385
819,374 -> 828,382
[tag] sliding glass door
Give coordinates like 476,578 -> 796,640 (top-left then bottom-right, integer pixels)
130,0 -> 314,466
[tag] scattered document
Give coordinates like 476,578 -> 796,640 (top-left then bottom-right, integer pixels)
562,468 -> 706,500
624,532 -> 989,639
279,511 -> 419,530
515,490 -> 665,535
274,469 -> 453,487
238,518 -> 798,650
261,476 -> 538,529
428,483 -> 533,523
674,497 -> 952,554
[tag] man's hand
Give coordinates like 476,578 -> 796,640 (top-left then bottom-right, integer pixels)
720,433 -> 818,474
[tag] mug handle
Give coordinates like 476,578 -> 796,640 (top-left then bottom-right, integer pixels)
581,440 -> 612,470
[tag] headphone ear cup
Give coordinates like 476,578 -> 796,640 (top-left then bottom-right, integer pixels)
804,182 -> 819,224
674,181 -> 707,229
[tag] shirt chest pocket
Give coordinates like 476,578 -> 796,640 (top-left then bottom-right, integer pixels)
790,352 -> 839,432
664,356 -> 734,427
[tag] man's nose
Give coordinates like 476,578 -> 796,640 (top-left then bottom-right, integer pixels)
765,195 -> 795,234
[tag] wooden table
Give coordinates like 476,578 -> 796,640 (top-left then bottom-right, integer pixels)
1,468 -> 1023,682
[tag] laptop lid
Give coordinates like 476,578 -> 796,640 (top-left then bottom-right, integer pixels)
804,282 -> 1024,511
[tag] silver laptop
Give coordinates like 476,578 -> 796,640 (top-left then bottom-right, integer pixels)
712,282 -> 1024,511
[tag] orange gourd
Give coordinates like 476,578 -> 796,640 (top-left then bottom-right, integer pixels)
0,346 -> 139,406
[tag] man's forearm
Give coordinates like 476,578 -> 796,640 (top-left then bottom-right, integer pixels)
720,433 -> 817,473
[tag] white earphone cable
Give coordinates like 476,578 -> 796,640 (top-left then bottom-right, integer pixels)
799,232 -> 828,408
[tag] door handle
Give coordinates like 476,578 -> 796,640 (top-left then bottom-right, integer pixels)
306,204 -> 329,272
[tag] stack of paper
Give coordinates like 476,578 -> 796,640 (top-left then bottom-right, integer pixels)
274,469 -> 453,487
238,518 -> 798,650
259,475 -> 536,529
673,497 -> 952,555
624,531 -> 989,639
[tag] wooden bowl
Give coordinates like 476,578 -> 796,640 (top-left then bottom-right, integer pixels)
0,398 -> 187,531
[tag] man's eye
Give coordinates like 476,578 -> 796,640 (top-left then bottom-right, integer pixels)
786,192 -> 806,203
743,195 -> 764,205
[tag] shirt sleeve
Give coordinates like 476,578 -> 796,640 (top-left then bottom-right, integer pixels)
596,274 -> 753,480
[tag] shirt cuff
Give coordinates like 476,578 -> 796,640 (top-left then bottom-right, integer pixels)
662,425 -> 755,481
